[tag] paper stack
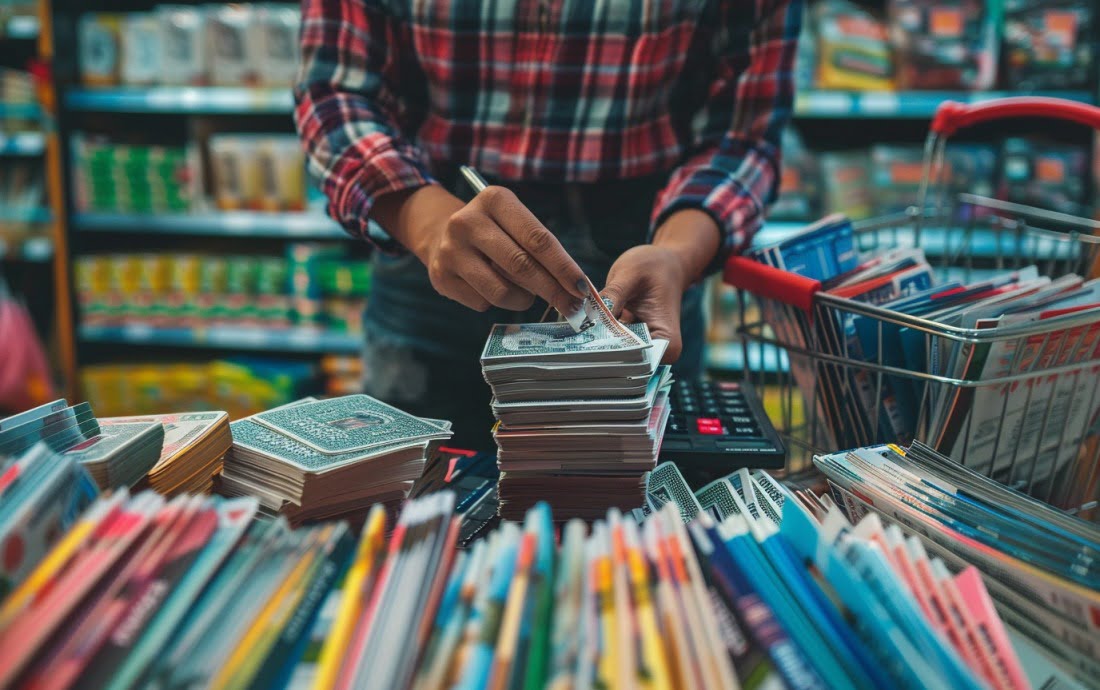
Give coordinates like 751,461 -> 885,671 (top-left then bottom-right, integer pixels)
220,394 -> 452,524
481,318 -> 671,520
100,411 -> 231,495
0,400 -> 162,492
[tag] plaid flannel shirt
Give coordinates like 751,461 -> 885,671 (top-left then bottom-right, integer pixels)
295,0 -> 801,270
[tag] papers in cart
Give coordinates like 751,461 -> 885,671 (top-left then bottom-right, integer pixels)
749,214 -> 1100,494
814,441 -> 1100,688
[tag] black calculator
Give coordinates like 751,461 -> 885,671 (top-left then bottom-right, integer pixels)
659,377 -> 786,484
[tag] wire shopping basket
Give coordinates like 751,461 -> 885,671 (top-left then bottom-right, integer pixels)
724,97 -> 1100,520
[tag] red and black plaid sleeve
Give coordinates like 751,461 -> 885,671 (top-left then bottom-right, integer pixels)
651,0 -> 801,272
294,0 -> 435,250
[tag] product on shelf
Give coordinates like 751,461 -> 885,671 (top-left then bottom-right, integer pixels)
870,143 -> 997,216
1003,0 -> 1094,90
79,4 -> 301,89
76,244 -> 370,332
820,150 -> 874,220
120,13 -> 161,87
770,127 -> 821,221
81,357 -> 319,419
888,0 -> 999,90
77,13 -> 123,87
999,137 -> 1090,217
321,354 -> 365,396
158,5 -> 206,86
208,133 -> 306,212
0,161 -> 45,230
813,0 -> 894,91
71,135 -> 198,214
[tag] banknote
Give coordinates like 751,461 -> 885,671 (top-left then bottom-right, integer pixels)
101,412 -> 228,469
645,462 -> 701,524
251,395 -> 451,455
480,322 -> 651,364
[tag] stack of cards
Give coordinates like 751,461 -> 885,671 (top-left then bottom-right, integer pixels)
100,411 -> 231,495
220,394 -> 452,524
480,318 -> 672,521
0,400 -> 163,492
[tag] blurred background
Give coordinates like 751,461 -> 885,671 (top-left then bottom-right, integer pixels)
0,0 -> 1097,420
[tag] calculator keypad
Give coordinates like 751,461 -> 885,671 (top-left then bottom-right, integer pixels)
659,377 -> 786,475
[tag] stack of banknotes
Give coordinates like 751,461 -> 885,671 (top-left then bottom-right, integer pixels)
0,399 -> 163,491
480,309 -> 672,520
3,473 -> 1075,690
221,394 -> 452,525
814,440 -> 1100,687
100,411 -> 231,495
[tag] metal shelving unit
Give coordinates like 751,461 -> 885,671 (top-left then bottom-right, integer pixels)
72,210 -> 346,239
79,324 -> 362,354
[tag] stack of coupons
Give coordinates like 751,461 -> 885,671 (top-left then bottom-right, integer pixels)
221,394 -> 452,524
100,411 -> 231,495
481,305 -> 671,520
0,443 -> 98,599
747,213 -> 1100,484
0,400 -> 162,491
815,441 -> 1100,688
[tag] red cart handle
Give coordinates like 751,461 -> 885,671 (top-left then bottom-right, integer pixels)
723,256 -> 821,313
931,97 -> 1100,137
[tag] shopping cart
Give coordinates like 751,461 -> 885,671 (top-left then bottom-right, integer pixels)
724,97 -> 1100,520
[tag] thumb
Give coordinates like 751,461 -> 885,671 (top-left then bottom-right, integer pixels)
599,273 -> 638,320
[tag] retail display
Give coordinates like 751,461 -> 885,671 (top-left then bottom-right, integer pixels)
221,394 -> 452,525
81,358 -> 320,419
888,0 -> 999,90
1003,1 -> 1094,90
813,0 -> 895,91
78,4 -> 300,88
76,244 -> 368,332
71,132 -> 310,215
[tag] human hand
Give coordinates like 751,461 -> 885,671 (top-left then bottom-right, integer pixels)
600,245 -> 687,363
372,184 -> 588,314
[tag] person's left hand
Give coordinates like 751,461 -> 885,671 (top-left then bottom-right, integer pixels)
600,245 -> 687,363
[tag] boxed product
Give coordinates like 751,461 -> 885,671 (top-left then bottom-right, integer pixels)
79,13 -> 124,87
157,5 -> 208,86
999,138 -> 1090,217
888,0 -> 999,90
814,0 -> 894,91
820,150 -> 874,220
206,5 -> 259,87
257,136 -> 307,212
770,128 -> 821,221
254,4 -> 301,87
1003,0 -> 1094,90
71,135 -> 198,214
120,13 -> 161,86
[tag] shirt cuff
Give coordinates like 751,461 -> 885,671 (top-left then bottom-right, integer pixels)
650,165 -> 766,276
329,134 -> 436,254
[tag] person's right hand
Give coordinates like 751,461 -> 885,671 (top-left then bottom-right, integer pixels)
372,184 -> 589,315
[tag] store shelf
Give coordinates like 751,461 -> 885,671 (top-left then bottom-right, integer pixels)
794,90 -> 1096,119
79,324 -> 362,353
707,342 -> 788,373
0,131 -> 45,156
0,206 -> 52,225
0,234 -> 52,262
0,102 -> 42,119
64,87 -> 295,114
73,211 -> 348,239
755,221 -> 1082,259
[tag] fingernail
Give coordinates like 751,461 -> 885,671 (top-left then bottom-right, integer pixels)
576,278 -> 589,294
